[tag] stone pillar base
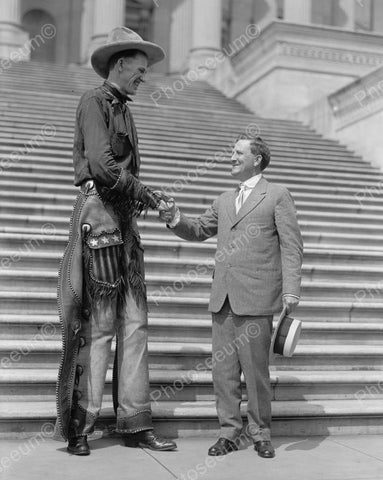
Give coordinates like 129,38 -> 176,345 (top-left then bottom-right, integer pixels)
187,47 -> 221,77
0,22 -> 30,61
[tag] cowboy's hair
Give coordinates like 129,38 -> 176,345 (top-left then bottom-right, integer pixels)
108,49 -> 148,72
236,134 -> 271,171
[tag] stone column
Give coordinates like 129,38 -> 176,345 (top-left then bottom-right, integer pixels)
88,0 -> 125,56
337,0 -> 355,29
284,0 -> 312,23
188,0 -> 222,74
257,0 -> 278,30
372,0 -> 383,33
169,0 -> 193,73
0,0 -> 29,61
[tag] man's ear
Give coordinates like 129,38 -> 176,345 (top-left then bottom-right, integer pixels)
253,154 -> 262,168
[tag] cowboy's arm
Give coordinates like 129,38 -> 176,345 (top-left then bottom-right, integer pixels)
79,96 -> 159,208
274,188 -> 303,311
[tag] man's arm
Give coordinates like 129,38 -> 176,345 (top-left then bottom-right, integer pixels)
274,188 -> 303,313
161,199 -> 219,242
79,96 -> 159,208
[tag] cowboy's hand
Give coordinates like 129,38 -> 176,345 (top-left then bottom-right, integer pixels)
283,295 -> 299,315
152,190 -> 173,211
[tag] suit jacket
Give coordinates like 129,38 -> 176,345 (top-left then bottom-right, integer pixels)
171,177 -> 303,316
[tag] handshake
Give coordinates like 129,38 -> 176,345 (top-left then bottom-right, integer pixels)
153,191 -> 178,224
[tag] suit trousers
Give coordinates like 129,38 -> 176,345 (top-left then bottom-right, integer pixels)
212,297 -> 273,443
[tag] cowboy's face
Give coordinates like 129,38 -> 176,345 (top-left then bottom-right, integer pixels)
231,139 -> 262,181
118,52 -> 148,95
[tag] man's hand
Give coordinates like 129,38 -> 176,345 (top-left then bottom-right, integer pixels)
283,295 -> 299,315
159,199 -> 177,223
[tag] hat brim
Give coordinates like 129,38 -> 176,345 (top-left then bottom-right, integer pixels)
271,308 -> 302,357
91,41 -> 165,78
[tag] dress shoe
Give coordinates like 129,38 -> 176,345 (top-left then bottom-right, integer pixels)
254,440 -> 275,458
67,436 -> 90,455
123,430 -> 177,451
208,438 -> 238,456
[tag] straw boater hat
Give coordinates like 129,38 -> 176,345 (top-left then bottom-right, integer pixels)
271,307 -> 302,357
91,26 -> 165,79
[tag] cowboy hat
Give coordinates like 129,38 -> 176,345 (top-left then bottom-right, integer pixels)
91,27 -> 165,79
271,307 -> 302,357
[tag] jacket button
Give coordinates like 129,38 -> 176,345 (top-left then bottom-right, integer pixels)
76,365 -> 83,376
72,320 -> 81,333
73,389 -> 82,401
79,337 -> 86,348
83,309 -> 90,318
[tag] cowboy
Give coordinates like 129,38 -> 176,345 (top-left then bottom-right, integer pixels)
160,135 -> 303,458
56,27 -> 177,455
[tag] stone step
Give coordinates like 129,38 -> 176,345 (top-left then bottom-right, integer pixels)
1,398 -> 383,438
2,251 -> 382,281
0,211 -> 381,239
0,314 -> 382,345
0,178 -> 380,202
0,291 -> 381,322
0,270 -> 380,303
0,149 -> 371,178
1,172 -> 382,200
1,369 -> 382,403
0,123 -> 360,159
0,193 -> 383,216
0,141 -> 364,170
4,230 -> 382,259
0,144 -> 377,181
2,185 -> 383,210
0,337 -> 383,370
0,109 -> 323,137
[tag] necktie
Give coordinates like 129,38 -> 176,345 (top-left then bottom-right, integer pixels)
236,183 -> 252,213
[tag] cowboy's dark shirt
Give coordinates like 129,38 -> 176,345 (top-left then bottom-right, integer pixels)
73,81 -> 157,208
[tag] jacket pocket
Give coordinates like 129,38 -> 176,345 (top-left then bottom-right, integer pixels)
111,132 -> 130,157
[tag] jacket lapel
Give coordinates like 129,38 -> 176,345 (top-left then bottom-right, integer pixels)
232,177 -> 268,227
226,189 -> 237,224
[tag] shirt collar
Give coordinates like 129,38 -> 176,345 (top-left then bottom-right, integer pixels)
103,80 -> 132,104
241,173 -> 262,189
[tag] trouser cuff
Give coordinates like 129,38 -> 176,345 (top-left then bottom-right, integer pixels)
115,409 -> 153,434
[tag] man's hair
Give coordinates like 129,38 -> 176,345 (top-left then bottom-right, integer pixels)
236,134 -> 271,171
108,49 -> 148,72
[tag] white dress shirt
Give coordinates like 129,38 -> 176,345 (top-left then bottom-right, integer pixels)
235,173 -> 263,213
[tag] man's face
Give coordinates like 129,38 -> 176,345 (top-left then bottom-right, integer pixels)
118,52 -> 148,95
231,139 -> 261,181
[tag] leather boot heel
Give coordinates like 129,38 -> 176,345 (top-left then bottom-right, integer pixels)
123,435 -> 139,448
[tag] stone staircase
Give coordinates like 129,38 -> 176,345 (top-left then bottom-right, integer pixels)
1,61 -> 383,438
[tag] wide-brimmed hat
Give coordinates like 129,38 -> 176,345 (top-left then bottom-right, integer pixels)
271,307 -> 302,357
91,27 -> 165,79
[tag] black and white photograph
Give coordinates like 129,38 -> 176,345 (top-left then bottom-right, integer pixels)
0,1 -> 382,479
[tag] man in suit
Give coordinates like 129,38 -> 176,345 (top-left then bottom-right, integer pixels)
160,135 -> 303,458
